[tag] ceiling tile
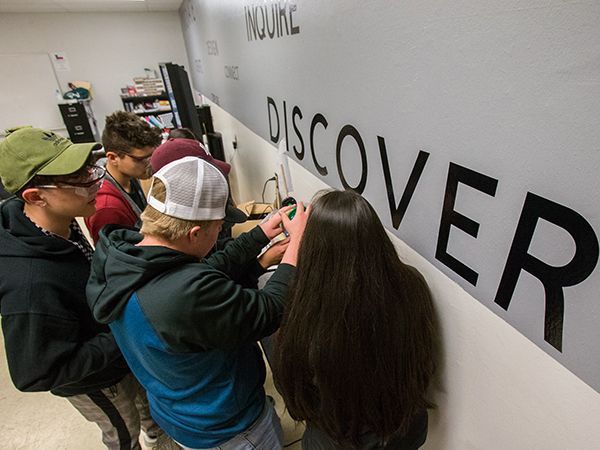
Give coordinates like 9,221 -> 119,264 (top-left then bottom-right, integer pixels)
58,1 -> 147,13
0,2 -> 66,13
146,0 -> 181,12
0,0 -> 182,13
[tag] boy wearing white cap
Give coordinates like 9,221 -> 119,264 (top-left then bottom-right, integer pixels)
87,157 -> 309,449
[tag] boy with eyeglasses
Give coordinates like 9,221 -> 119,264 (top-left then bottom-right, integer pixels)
0,127 -> 152,449
85,111 -> 162,244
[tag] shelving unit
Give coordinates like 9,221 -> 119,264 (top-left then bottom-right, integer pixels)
122,94 -> 168,102
121,94 -> 174,128
132,109 -> 172,116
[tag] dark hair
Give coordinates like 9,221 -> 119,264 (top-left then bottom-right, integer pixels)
273,190 -> 437,448
102,111 -> 161,154
168,128 -> 198,141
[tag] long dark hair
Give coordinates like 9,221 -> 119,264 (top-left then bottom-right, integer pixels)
273,189 -> 437,447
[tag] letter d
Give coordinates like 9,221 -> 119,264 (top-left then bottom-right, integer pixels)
267,97 -> 280,143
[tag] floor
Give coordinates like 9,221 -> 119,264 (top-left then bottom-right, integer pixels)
0,331 -> 304,449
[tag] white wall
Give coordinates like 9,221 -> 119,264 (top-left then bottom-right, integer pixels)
180,0 -> 600,393
0,12 -> 188,133
206,98 -> 600,450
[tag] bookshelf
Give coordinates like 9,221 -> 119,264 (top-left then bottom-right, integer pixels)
121,94 -> 174,128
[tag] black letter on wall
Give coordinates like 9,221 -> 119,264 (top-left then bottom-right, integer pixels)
378,137 -> 429,229
267,97 -> 279,143
310,113 -> 328,176
289,3 -> 300,35
292,106 -> 304,159
336,125 -> 367,194
494,193 -> 599,351
280,2 -> 289,35
267,4 -> 276,38
283,100 -> 289,152
247,7 -> 257,41
436,163 -> 498,286
258,5 -> 266,40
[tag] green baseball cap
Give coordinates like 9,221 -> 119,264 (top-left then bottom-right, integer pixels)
0,126 -> 102,193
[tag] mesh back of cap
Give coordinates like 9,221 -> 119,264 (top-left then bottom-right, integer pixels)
149,156 -> 228,221
162,160 -> 198,209
198,166 -> 227,209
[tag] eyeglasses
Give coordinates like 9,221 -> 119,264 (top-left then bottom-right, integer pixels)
124,153 -> 152,163
37,165 -> 106,189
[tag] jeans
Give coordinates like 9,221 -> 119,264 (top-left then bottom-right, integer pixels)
178,397 -> 283,450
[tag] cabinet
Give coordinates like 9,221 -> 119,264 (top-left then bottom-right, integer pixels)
58,100 -> 99,143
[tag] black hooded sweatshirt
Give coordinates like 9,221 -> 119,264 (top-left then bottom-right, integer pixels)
0,198 -> 129,396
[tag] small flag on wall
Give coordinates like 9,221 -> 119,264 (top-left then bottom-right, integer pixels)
50,51 -> 70,72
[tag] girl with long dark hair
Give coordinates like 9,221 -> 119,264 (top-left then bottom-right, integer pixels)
273,189 -> 437,449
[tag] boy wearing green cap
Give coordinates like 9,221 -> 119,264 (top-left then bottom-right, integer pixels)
0,127 -> 155,449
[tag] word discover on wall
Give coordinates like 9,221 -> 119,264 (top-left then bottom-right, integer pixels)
267,95 -> 599,353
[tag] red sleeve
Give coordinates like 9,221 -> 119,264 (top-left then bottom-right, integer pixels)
85,208 -> 135,244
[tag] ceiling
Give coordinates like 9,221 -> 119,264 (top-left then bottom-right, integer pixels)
0,0 -> 183,13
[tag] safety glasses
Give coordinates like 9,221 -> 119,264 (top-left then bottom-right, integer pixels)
36,165 -> 106,189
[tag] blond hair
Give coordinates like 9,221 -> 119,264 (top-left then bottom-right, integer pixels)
140,177 -> 211,241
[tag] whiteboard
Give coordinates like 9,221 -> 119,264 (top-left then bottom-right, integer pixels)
0,54 -> 64,134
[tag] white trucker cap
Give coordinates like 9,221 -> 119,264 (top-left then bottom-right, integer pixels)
147,156 -> 229,221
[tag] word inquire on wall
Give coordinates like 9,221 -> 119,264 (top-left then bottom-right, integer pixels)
180,0 -> 600,392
